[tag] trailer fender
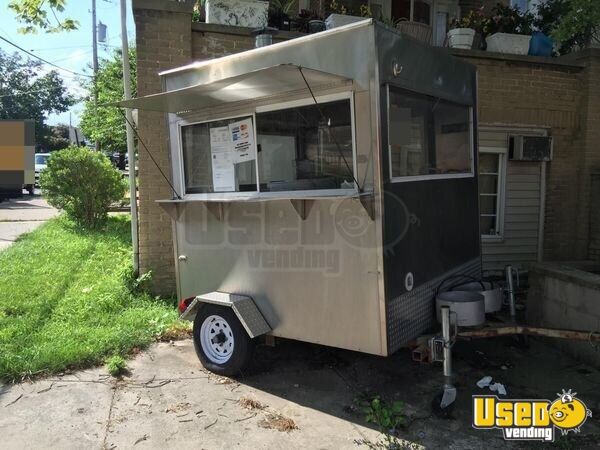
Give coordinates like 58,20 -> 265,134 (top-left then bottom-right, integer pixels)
180,292 -> 271,338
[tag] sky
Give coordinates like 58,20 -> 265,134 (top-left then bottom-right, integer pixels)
0,0 -> 135,126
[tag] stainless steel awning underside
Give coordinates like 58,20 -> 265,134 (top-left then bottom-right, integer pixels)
114,64 -> 353,113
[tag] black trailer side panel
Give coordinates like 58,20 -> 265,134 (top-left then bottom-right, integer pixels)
383,177 -> 480,298
375,24 -> 482,352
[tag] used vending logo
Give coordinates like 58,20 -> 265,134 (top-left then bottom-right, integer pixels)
472,389 -> 592,442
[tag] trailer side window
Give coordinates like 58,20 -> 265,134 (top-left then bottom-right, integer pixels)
388,87 -> 472,180
181,116 -> 257,194
255,99 -> 354,192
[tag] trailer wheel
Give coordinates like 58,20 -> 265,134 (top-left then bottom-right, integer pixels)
193,304 -> 253,376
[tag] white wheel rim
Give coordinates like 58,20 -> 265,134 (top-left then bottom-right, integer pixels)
200,315 -> 235,364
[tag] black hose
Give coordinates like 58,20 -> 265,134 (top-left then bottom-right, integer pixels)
436,273 -> 485,296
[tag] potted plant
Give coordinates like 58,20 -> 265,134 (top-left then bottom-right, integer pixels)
447,8 -> 488,49
325,0 -> 365,30
268,0 -> 294,31
292,9 -> 324,33
485,3 -> 534,55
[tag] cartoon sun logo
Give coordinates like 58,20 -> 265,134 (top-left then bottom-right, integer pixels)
549,389 -> 592,435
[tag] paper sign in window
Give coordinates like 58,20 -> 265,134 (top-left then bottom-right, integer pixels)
229,118 -> 256,164
210,126 -> 236,192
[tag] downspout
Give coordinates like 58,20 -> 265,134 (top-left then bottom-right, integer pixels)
537,161 -> 546,262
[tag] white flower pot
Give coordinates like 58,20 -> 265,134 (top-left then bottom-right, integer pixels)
205,0 -> 268,28
486,33 -> 532,55
447,28 -> 475,49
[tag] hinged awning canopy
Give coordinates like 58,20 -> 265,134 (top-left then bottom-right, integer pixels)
114,64 -> 353,113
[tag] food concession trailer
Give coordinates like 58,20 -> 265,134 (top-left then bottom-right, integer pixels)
119,19 -> 481,375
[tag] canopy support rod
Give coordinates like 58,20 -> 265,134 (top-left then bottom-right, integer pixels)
297,66 -> 362,193
119,109 -> 183,200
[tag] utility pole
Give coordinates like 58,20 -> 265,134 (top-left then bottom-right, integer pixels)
120,0 -> 139,274
92,0 -> 100,152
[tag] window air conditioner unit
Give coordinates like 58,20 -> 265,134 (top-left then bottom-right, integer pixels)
508,135 -> 553,161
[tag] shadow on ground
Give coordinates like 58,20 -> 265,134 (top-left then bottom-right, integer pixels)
237,335 -> 600,449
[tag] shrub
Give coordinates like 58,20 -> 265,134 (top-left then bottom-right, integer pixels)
40,146 -> 127,229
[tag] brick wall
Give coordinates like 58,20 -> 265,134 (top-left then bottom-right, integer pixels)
134,0 -> 194,295
454,49 -> 600,262
573,50 -> 600,261
590,174 -> 600,262
191,23 -> 300,60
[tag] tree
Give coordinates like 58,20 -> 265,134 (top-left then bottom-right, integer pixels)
8,0 -> 78,34
535,0 -> 600,54
46,124 -> 72,152
0,49 -> 75,147
79,47 -> 136,155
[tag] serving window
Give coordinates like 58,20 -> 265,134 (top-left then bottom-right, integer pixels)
180,95 -> 356,196
182,116 -> 257,194
256,99 -> 354,192
388,86 -> 473,181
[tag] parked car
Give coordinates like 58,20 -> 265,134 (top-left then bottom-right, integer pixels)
35,153 -> 50,187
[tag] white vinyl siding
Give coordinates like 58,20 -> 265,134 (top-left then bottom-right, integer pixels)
479,127 -> 545,274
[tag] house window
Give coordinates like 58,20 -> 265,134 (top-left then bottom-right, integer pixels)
180,95 -> 356,195
391,0 -> 431,24
479,151 -> 505,238
388,86 -> 473,180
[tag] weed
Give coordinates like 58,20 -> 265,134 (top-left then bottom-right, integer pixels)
121,265 -> 153,295
106,355 -> 127,377
357,395 -> 405,432
354,395 -> 421,450
158,321 -> 192,341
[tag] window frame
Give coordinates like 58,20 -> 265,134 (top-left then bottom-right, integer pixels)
177,91 -> 358,200
177,112 -> 259,197
479,146 -> 507,241
386,84 -> 475,183
369,0 -> 433,24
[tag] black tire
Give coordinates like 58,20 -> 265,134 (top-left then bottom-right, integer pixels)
27,185 -> 35,196
193,304 -> 253,376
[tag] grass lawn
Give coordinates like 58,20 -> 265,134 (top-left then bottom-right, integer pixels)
0,215 -> 178,381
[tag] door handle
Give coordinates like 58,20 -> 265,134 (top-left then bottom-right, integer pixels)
178,255 -> 187,262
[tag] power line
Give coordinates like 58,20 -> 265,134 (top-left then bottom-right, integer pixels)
29,34 -> 123,53
0,34 -> 92,78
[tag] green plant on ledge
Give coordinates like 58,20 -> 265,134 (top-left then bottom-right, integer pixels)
449,7 -> 489,35
328,0 -> 348,16
485,2 -> 534,35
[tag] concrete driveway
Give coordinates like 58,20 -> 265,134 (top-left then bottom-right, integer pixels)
0,195 -> 57,250
1,337 -> 599,449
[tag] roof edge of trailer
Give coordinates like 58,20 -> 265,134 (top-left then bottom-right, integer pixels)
158,18 -> 375,78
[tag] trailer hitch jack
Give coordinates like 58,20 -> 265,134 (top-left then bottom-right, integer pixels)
431,306 -> 457,416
